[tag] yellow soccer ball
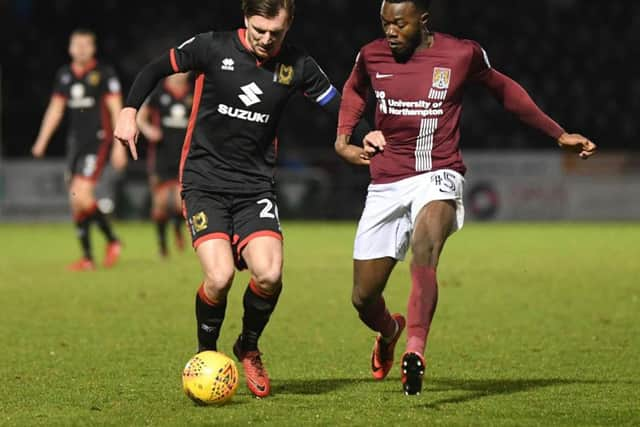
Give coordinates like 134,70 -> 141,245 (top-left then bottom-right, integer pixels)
182,351 -> 239,405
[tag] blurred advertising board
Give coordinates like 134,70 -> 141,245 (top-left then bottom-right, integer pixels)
1,152 -> 639,221
464,151 -> 640,221
0,160 -> 118,221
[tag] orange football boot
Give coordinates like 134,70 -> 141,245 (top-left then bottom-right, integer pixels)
103,241 -> 122,268
233,336 -> 270,398
67,258 -> 96,272
371,313 -> 406,380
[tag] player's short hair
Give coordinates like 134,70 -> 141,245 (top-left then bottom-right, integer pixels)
241,0 -> 295,21
70,28 -> 97,42
384,0 -> 431,12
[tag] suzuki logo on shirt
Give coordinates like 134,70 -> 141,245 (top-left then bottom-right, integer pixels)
238,82 -> 263,107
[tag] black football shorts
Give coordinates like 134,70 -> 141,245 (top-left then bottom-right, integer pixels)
68,151 -> 105,182
183,189 -> 282,270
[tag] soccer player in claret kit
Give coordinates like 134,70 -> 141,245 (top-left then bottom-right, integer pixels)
114,0 -> 369,398
32,29 -> 126,271
336,0 -> 597,395
137,73 -> 193,258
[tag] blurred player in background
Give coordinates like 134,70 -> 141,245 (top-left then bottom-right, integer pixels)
114,0 -> 369,398
137,73 -> 193,258
32,29 -> 127,271
336,0 -> 597,395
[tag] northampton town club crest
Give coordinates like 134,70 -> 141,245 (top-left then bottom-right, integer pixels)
432,67 -> 451,90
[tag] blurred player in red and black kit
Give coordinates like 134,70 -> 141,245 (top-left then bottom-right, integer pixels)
32,29 -> 127,271
137,73 -> 193,258
336,0 -> 597,395
114,0 -> 369,398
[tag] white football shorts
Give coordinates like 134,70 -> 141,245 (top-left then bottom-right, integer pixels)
353,169 -> 465,261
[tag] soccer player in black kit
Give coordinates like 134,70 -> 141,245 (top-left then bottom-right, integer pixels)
137,73 -> 193,258
32,29 -> 127,271
114,0 -> 369,398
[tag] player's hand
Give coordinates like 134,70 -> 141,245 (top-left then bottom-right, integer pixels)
114,107 -> 140,160
31,141 -> 46,158
557,133 -> 597,159
362,131 -> 386,158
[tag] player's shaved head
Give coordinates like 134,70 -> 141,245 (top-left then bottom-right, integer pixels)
242,0 -> 295,22
383,0 -> 431,13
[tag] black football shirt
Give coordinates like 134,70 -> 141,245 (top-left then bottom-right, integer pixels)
52,60 -> 121,154
146,82 -> 193,177
169,29 -> 338,194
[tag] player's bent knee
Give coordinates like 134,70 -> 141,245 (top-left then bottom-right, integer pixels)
203,270 -> 234,294
69,189 -> 94,211
351,286 -> 378,310
252,269 -> 282,294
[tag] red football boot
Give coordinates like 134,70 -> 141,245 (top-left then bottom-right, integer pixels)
103,241 -> 122,268
371,313 -> 406,380
67,258 -> 96,272
401,351 -> 426,395
233,336 -> 270,398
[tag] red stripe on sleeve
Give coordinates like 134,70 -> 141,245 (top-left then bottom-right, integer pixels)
169,48 -> 179,73
179,73 -> 205,185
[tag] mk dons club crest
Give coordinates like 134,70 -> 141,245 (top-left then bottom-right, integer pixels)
276,64 -> 294,85
191,212 -> 208,233
88,71 -> 101,87
432,67 -> 451,90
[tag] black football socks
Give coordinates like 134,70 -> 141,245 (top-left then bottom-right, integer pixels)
74,216 -> 92,260
239,280 -> 281,352
154,216 -> 168,255
88,204 -> 118,243
195,284 -> 227,352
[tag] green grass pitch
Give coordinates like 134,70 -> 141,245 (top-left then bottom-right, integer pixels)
1,221 -> 639,426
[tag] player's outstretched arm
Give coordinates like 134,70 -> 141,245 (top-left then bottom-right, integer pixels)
32,96 -> 66,158
114,52 -> 175,160
481,69 -> 596,159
